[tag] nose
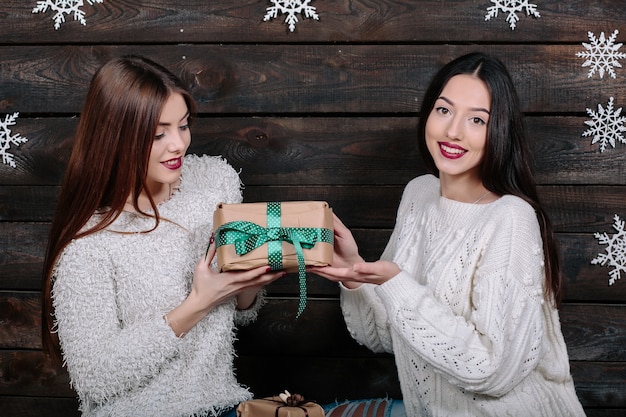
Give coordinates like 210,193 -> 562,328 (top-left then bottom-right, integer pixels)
167,130 -> 186,153
446,115 -> 463,140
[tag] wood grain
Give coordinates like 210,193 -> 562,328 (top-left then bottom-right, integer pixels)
1,45 -> 623,114
1,1 -> 624,43
1,0 -> 624,414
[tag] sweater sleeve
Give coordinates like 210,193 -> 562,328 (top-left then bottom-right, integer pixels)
190,155 -> 266,326
340,284 -> 393,353
375,201 -> 547,397
234,289 -> 266,325
338,178 -> 428,353
52,239 -> 182,405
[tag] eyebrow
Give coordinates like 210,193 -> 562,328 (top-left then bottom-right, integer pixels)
158,111 -> 190,126
438,96 -> 490,114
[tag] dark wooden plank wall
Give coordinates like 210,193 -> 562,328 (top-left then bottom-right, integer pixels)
1,1 -> 625,416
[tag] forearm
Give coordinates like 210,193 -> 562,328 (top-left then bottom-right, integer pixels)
236,288 -> 260,310
340,283 -> 393,353
342,280 -> 363,289
164,290 -> 215,337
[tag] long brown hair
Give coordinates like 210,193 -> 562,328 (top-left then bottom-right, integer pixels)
42,55 -> 196,362
417,52 -> 563,307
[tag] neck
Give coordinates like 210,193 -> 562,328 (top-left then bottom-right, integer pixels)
439,175 -> 487,204
124,182 -> 178,212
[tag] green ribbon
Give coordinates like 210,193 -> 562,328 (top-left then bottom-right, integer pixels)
215,202 -> 333,317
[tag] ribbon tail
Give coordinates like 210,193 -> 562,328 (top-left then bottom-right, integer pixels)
290,236 -> 307,318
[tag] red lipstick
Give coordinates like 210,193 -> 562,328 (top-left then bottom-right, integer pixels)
162,157 -> 182,170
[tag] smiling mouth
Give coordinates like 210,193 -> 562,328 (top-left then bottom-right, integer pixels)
439,143 -> 466,159
162,157 -> 182,170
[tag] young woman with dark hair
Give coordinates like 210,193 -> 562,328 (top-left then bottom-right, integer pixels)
416,52 -> 562,306
313,53 -> 585,416
42,55 -> 283,417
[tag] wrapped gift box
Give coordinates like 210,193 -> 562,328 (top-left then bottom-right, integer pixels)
213,201 -> 334,317
213,201 -> 333,273
236,396 -> 324,417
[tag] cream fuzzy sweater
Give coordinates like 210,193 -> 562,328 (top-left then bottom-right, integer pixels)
340,175 -> 586,417
52,155 -> 261,417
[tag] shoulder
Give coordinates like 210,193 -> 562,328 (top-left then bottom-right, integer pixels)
483,195 -> 542,246
54,230 -> 112,280
398,174 -> 440,211
391,175 -> 439,222
490,195 -> 537,225
183,154 -> 240,181
403,174 -> 440,199
182,154 -> 242,195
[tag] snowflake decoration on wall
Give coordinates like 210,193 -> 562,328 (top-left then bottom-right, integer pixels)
32,0 -> 104,30
576,30 -> 626,79
592,214 -> 626,286
484,0 -> 540,30
264,0 -> 319,33
0,112 -> 28,169
582,97 -> 626,152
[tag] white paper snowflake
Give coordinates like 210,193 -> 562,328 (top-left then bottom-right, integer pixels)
264,0 -> 319,33
0,112 -> 28,169
32,0 -> 103,30
576,30 -> 626,79
592,214 -> 626,286
484,0 -> 540,30
582,97 -> 626,152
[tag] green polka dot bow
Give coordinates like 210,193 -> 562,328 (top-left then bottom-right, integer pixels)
215,202 -> 333,317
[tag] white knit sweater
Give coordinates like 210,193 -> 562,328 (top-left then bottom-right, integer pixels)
52,155 -> 262,417
340,175 -> 586,417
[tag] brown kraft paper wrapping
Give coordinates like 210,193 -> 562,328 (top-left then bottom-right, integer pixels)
213,201 -> 334,273
236,397 -> 325,417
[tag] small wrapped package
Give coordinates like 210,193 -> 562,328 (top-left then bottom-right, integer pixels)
236,392 -> 324,417
213,201 -> 334,316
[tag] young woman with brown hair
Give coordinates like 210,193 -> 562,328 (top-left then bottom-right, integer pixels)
42,55 -> 283,417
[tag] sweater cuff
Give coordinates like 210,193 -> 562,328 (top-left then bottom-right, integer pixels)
375,270 -> 427,308
339,282 -> 372,304
234,288 -> 266,326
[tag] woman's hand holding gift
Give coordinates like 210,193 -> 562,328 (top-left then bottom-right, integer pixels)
310,214 -> 400,288
164,238 -> 284,337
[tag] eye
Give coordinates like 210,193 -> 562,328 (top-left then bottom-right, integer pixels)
470,117 -> 486,126
179,124 -> 189,131
155,132 -> 165,140
435,106 -> 450,115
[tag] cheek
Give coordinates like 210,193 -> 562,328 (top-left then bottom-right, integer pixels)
425,114 -> 443,136
424,135 -> 440,159
182,131 -> 192,149
147,141 -> 166,165
424,119 -> 440,147
468,129 -> 488,151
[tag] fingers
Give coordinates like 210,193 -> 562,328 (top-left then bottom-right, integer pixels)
228,265 -> 285,287
353,260 -> 401,280
333,212 -> 348,228
332,214 -> 352,237
204,233 -> 217,264
311,261 -> 398,286
309,266 -> 359,282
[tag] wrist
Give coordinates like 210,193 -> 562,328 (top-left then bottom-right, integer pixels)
163,313 -> 187,339
349,255 -> 365,266
342,281 -> 363,290
165,291 -> 214,338
236,289 -> 258,310
186,288 -> 214,315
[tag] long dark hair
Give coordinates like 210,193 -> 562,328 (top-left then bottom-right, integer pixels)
417,52 -> 562,307
42,55 -> 196,362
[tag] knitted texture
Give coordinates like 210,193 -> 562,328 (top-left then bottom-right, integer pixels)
52,155 -> 261,417
340,175 -> 586,417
